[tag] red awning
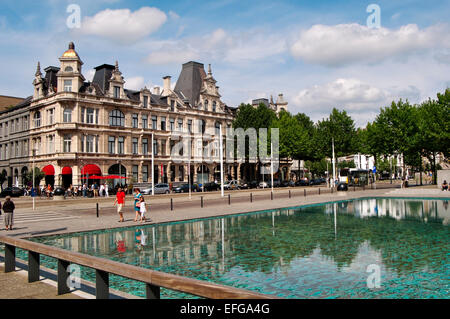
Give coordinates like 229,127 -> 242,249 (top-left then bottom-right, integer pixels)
81,164 -> 102,176
42,165 -> 55,176
61,167 -> 72,175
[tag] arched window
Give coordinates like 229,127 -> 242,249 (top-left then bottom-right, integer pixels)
33,111 -> 41,127
204,100 -> 209,111
64,66 -> 73,72
109,109 -> 125,127
212,101 -> 217,112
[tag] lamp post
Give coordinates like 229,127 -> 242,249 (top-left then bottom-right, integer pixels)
270,142 -> 274,193
151,133 -> 154,196
219,124 -> 224,197
32,148 -> 36,211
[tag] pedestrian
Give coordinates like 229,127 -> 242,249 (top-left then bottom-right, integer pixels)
113,187 -> 126,222
139,196 -> 148,223
46,184 -> 52,199
133,188 -> 142,222
82,183 -> 87,197
105,183 -> 109,197
3,196 -> 15,231
99,183 -> 105,197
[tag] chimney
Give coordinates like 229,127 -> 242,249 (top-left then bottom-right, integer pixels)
162,76 -> 171,96
153,86 -> 161,95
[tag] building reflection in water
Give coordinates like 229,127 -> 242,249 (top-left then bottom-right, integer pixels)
49,198 -> 449,297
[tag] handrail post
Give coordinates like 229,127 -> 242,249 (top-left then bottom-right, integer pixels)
96,269 -> 109,299
57,259 -> 70,295
146,283 -> 161,299
4,244 -> 15,273
28,251 -> 40,283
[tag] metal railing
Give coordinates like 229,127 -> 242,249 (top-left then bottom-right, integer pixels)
0,235 -> 273,300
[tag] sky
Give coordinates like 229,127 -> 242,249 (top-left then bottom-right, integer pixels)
0,0 -> 449,127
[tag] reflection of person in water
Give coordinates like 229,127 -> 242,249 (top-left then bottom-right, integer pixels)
116,233 -> 126,253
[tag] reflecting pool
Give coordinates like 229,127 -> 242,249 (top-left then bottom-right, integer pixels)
24,198 -> 450,298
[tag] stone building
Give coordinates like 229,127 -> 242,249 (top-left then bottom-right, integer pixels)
0,42 -> 246,188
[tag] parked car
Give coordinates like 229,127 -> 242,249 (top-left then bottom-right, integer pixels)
141,185 -> 153,195
153,183 -> 171,194
309,178 -> 325,186
173,183 -> 198,193
0,187 -> 25,197
223,180 -> 240,190
202,182 -> 220,192
295,179 -> 309,186
259,181 -> 269,188
280,180 -> 295,187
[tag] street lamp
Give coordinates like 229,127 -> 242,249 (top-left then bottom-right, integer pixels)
32,148 -> 36,211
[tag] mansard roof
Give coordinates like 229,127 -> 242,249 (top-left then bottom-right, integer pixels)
174,61 -> 207,107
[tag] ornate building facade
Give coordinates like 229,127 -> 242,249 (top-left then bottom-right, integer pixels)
0,43 -> 247,188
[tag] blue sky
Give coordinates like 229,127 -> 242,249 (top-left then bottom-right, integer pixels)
1,0 -> 449,126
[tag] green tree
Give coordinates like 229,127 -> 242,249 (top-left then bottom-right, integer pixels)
24,167 -> 45,188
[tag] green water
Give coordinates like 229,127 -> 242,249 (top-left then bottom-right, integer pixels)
12,198 -> 450,298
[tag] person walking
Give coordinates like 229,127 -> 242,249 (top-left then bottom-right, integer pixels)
99,184 -> 105,197
139,196 -> 149,223
105,183 -> 109,197
133,188 -> 142,222
113,187 -> 126,222
3,196 -> 15,231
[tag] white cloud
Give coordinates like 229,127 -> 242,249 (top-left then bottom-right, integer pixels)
168,11 -> 180,20
78,7 -> 167,44
145,27 -> 287,65
290,23 -> 450,67
124,76 -> 154,91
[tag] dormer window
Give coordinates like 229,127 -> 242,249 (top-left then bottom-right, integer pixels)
212,101 -> 217,112
114,86 -> 120,99
64,66 -> 73,72
143,96 -> 148,108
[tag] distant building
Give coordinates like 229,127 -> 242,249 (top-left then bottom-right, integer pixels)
252,94 -> 288,114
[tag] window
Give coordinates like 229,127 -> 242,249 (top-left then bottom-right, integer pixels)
23,116 -> 29,130
197,139 -> 203,157
142,138 -> 148,155
109,109 -> 125,127
86,135 -> 94,153
152,116 -> 157,130
204,100 -> 209,111
81,107 -> 85,123
170,100 -> 175,112
177,119 -> 183,131
161,139 -> 166,156
188,120 -> 192,133
132,165 -> 138,182
143,96 -> 148,108
63,109 -> 72,123
64,66 -> 73,72
215,122 -> 221,135
114,86 -> 120,99
161,117 -> 166,131
63,135 -> 71,152
15,141 -> 19,158
86,108 -> 95,124
132,114 -> 138,128
153,139 -> 158,156
142,115 -> 148,129
132,138 -> 138,155
33,112 -> 41,128
199,119 -> 206,134
108,136 -> 115,154
64,80 -> 72,92
212,101 -> 217,112
118,136 -> 124,154
142,165 -> 148,182
169,118 -> 175,131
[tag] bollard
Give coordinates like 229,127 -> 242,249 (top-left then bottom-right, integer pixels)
201,196 -> 203,208
96,203 -> 99,218
250,193 -> 253,203
271,191 -> 273,201
170,198 -> 173,211
304,189 -> 306,197
228,194 -> 231,205
319,188 -> 321,195
289,190 -> 291,199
